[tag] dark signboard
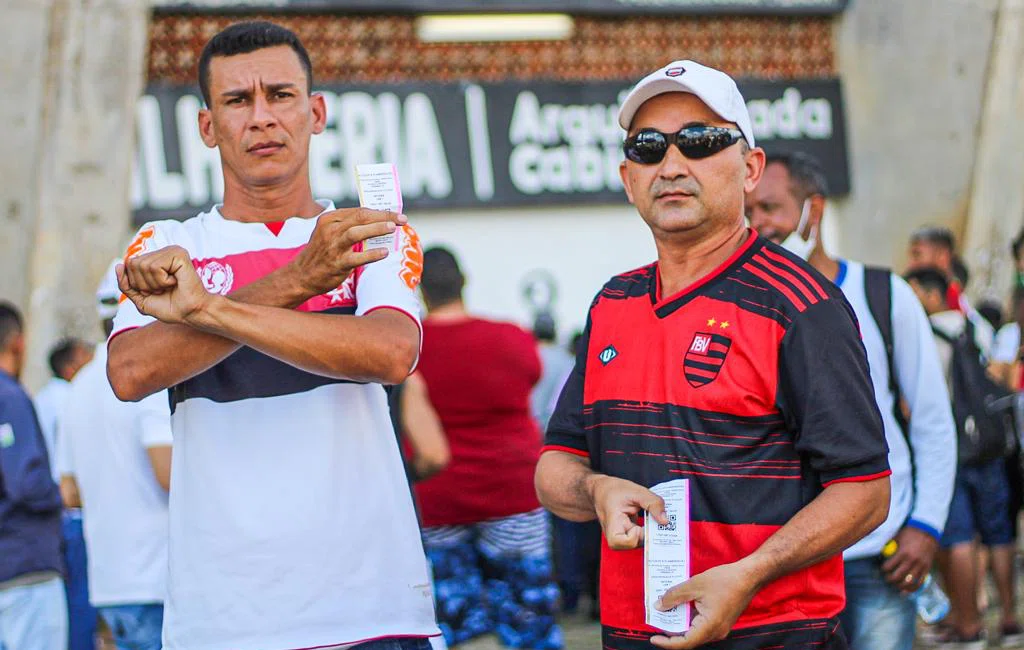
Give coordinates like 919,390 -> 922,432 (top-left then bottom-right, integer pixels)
153,0 -> 848,16
132,78 -> 849,223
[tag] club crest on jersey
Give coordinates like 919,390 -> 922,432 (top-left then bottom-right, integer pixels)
684,331 -> 731,388
198,261 -> 234,296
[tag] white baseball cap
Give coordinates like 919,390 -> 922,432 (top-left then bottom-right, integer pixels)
617,60 -> 755,148
96,259 -> 121,320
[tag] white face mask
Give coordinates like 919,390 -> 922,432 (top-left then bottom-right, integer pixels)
779,199 -> 818,260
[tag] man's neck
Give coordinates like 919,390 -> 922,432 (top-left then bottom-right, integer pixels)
654,222 -> 747,299
427,301 -> 469,321
219,170 -> 323,223
0,354 -> 19,380
807,246 -> 840,283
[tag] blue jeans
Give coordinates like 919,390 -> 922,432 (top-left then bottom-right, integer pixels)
840,558 -> 915,650
941,459 -> 1014,547
63,511 -> 97,650
0,575 -> 68,650
352,638 -> 433,650
98,604 -> 163,650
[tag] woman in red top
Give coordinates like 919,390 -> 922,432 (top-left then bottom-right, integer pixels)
412,247 -> 562,650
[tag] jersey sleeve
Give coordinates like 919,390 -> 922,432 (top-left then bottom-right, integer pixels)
777,296 -> 890,486
354,224 -> 424,340
543,316 -> 592,459
110,222 -> 174,341
135,390 -> 173,449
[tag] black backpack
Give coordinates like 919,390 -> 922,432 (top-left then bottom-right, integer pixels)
932,319 -> 1018,466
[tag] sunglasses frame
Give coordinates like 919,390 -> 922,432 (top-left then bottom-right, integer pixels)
622,125 -> 745,164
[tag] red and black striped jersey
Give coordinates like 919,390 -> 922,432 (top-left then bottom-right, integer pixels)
544,231 -> 889,649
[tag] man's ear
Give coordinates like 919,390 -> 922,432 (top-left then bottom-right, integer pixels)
619,161 -> 636,205
310,93 -> 327,135
808,194 -> 827,230
198,109 -> 216,149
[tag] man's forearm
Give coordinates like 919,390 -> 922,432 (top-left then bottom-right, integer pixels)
187,298 -> 418,385
108,268 -> 313,401
535,450 -> 601,522
740,477 -> 890,589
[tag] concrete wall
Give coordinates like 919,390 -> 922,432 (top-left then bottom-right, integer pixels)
830,0 -> 1004,275
0,0 -> 150,390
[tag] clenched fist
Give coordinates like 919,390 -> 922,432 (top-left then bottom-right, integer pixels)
117,245 -> 210,325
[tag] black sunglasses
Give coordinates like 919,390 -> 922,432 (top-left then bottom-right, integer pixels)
623,126 -> 745,164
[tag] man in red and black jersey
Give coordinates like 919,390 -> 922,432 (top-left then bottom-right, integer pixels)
535,60 -> 891,650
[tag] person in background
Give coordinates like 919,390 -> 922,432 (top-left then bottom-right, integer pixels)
414,246 -> 562,650
747,151 -> 957,650
991,287 -> 1024,391
57,264 -> 172,650
530,310 -> 574,432
906,226 -> 994,352
906,267 -> 1023,649
0,301 -> 67,650
33,337 -> 97,650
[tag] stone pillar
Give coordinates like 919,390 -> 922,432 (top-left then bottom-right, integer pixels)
1,0 -> 150,390
961,0 -> 1024,304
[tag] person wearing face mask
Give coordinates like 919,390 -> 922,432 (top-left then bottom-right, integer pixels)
746,152 -> 958,650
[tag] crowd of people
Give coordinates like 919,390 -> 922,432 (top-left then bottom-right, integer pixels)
2,18 -> 1024,650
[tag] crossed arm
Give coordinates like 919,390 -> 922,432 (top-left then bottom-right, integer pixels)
109,209 -> 416,401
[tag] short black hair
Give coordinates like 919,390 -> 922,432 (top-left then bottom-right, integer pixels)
977,300 -> 1005,331
198,21 -> 314,107
421,247 -> 465,308
533,311 -> 557,342
904,267 -> 950,297
1012,229 -> 1024,262
0,302 -> 23,351
951,256 -> 970,287
909,225 -> 955,253
48,338 -> 84,378
765,151 -> 829,199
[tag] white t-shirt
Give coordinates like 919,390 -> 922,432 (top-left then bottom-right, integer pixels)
993,322 -> 1021,364
33,377 -> 70,481
835,261 -> 957,560
111,202 -> 438,650
57,344 -> 172,607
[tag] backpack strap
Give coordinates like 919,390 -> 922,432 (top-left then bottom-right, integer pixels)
864,266 -> 910,441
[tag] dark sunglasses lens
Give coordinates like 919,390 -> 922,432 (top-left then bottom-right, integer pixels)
678,127 -> 737,159
625,131 -> 668,164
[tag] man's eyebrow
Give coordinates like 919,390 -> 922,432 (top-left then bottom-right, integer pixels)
220,83 -> 300,98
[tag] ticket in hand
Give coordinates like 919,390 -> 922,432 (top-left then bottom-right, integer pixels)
354,163 -> 403,252
644,478 -> 691,635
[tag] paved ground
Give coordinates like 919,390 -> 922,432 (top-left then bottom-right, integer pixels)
455,579 -> 1024,649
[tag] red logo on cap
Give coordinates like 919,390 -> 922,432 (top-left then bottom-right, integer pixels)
666,66 -> 686,77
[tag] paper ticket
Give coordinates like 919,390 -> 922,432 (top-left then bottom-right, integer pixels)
644,478 -> 691,635
354,163 -> 403,252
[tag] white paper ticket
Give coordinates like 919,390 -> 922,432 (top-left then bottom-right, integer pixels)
644,478 -> 691,635
354,163 -> 403,252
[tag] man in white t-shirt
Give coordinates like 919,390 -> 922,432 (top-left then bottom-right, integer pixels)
58,263 -> 172,650
746,152 -> 957,650
33,339 -> 92,478
106,21 -> 437,650
991,287 -> 1024,390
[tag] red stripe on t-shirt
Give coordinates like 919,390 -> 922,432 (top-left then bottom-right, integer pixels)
744,264 -> 808,312
541,445 -> 590,458
752,253 -> 821,307
822,469 -> 892,488
759,248 -> 829,301
264,221 -> 285,236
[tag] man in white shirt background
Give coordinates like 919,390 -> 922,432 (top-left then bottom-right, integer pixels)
32,337 -> 97,650
747,151 -> 958,650
58,262 -> 172,650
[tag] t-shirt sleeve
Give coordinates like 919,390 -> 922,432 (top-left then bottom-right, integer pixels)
135,390 -> 173,449
110,222 -> 174,340
354,224 -> 424,341
777,296 -> 890,486
543,316 -> 592,459
992,323 -> 1021,364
